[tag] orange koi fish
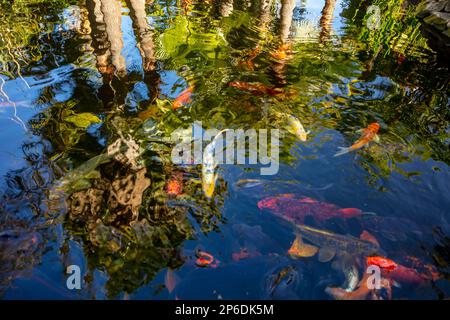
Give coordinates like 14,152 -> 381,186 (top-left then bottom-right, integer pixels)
228,81 -> 284,96
334,122 -> 380,157
195,250 -> 219,268
367,256 -> 398,272
368,256 -> 440,285
166,172 -> 183,196
172,86 -> 194,109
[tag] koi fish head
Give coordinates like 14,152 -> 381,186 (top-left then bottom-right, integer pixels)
257,197 -> 281,211
286,115 -> 308,141
367,256 -> 398,272
368,122 -> 380,133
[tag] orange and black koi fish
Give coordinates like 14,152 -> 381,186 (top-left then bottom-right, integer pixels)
172,86 -> 194,109
334,122 -> 380,157
166,172 -> 183,196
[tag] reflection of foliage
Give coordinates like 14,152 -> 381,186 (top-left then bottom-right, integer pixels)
59,145 -> 224,297
0,0 -> 74,79
0,230 -> 44,296
344,0 -> 432,60
30,100 -> 102,153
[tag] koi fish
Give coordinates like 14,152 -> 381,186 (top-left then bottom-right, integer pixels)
343,264 -> 359,292
172,86 -> 194,109
285,114 -> 310,141
326,271 -> 391,300
386,264 -> 428,285
166,172 -> 183,196
367,256 -> 398,272
367,256 -> 439,285
258,194 -> 363,224
263,265 -> 300,299
290,224 -> 381,263
334,122 -> 380,157
278,223 -> 381,266
195,250 -> 219,268
228,81 -> 284,96
202,129 -> 229,198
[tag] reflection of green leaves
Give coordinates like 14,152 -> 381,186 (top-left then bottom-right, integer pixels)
65,112 -> 101,128
359,0 -> 430,59
157,15 -> 228,68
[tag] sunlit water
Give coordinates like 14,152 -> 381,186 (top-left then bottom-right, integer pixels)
0,0 -> 449,299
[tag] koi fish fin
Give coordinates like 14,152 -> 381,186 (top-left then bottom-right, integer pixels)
334,147 -> 352,157
360,230 -> 380,248
288,234 -> 318,258
165,268 -> 179,294
318,246 -> 336,262
373,134 -> 380,143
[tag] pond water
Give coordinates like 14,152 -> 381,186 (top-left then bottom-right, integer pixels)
0,0 -> 449,299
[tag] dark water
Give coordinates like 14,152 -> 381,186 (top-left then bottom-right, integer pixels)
0,0 -> 449,299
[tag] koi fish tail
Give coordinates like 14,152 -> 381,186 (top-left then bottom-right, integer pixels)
334,147 -> 351,157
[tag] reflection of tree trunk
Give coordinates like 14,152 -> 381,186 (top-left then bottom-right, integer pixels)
319,0 -> 336,43
258,0 -> 272,31
126,0 -> 156,72
100,0 -> 126,75
86,0 -> 113,78
220,0 -> 234,17
279,0 -> 295,43
271,0 -> 295,86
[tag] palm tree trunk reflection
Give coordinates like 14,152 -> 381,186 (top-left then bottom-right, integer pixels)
279,0 -> 295,44
319,0 -> 336,43
100,0 -> 126,76
86,0 -> 113,79
126,0 -> 156,72
220,0 -> 234,17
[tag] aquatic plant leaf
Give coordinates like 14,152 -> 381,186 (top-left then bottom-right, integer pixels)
64,113 -> 101,128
